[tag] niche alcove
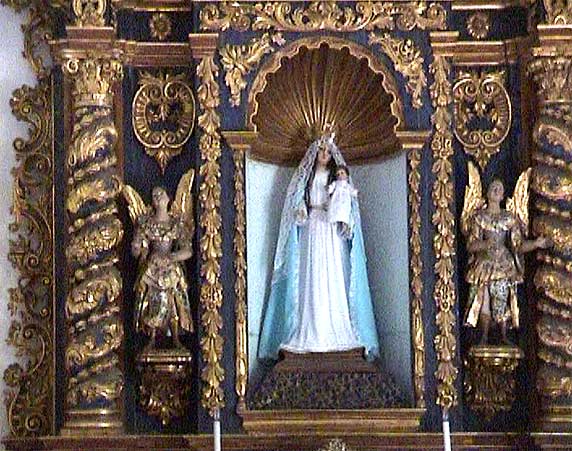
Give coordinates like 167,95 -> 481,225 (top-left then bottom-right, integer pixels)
238,37 -> 424,434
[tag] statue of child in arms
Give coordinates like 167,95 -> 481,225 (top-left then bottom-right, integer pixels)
328,164 -> 358,237
461,162 -> 551,345
123,169 -> 195,352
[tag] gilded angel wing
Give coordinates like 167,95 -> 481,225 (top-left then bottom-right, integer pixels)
461,161 -> 486,237
507,168 -> 532,235
171,168 -> 195,235
122,184 -> 150,225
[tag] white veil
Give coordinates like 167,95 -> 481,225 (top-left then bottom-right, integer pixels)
271,133 -> 359,284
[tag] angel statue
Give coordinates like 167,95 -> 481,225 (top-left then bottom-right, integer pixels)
461,162 -> 551,345
123,169 -> 195,352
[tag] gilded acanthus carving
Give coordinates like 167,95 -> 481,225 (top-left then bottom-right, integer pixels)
318,439 -> 355,451
62,55 -> 124,427
73,0 -> 106,26
132,71 -> 196,173
530,51 -> 572,407
1,0 -> 64,78
233,148 -> 248,409
368,33 -> 426,109
137,352 -> 193,425
220,32 -> 285,107
408,146 -> 425,408
543,0 -> 572,24
529,57 -> 572,105
534,215 -> 572,254
4,79 -> 53,437
453,71 -> 512,171
200,1 -> 446,32
430,54 -> 458,410
64,57 -> 123,107
197,55 -> 225,415
464,346 -> 524,420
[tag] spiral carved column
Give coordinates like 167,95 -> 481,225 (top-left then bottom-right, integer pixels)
60,46 -> 125,434
530,28 -> 572,431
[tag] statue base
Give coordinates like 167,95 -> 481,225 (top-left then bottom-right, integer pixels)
248,349 -> 406,410
242,349 -> 420,435
464,344 -> 524,421
136,348 -> 193,426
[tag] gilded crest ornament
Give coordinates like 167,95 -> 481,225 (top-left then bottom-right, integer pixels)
200,1 -> 446,32
132,71 -> 196,173
453,71 -> 512,171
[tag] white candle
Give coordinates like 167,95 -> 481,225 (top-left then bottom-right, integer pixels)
214,408 -> 221,451
442,410 -> 452,451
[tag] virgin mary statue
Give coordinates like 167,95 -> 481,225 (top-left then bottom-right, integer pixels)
258,131 -> 380,361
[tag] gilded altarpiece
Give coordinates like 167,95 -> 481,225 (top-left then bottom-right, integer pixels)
1,1 -> 572,450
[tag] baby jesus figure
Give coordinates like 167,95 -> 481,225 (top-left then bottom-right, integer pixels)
328,165 -> 358,235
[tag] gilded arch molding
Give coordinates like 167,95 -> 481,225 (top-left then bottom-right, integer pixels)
247,35 -> 406,133
245,36 -> 408,166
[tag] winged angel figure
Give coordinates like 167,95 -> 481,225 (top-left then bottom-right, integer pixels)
123,169 -> 195,351
461,162 -> 551,345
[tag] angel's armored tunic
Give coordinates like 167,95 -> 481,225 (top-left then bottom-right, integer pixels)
464,210 -> 523,328
134,215 -> 193,334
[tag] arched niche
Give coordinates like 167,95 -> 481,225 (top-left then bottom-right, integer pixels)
241,36 -> 425,405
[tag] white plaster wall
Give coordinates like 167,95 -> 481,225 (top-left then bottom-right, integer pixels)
0,8 -> 38,447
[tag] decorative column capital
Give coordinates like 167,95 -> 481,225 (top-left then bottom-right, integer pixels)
529,56 -> 572,106
63,55 -> 123,108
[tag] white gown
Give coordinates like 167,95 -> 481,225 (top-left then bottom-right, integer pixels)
281,167 -> 361,353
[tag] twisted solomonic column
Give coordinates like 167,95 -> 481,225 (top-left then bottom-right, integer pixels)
530,29 -> 572,431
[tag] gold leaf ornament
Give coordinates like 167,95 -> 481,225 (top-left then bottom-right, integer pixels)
453,71 -> 512,171
369,33 -> 427,109
200,1 -> 446,32
220,32 -> 285,107
132,71 -> 196,173
197,55 -> 225,415
430,54 -> 459,410
466,12 -> 490,40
